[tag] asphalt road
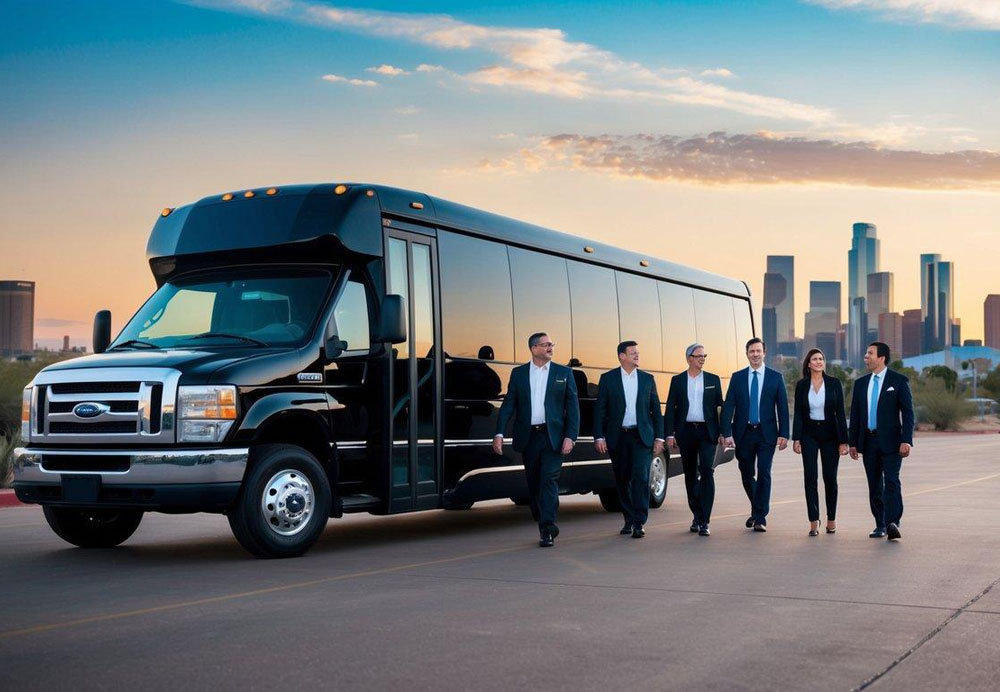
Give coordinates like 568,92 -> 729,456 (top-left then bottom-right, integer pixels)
2,435 -> 999,691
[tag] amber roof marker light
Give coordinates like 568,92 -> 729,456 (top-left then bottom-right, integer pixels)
266,188 -> 279,196
410,202 -> 424,210
160,207 -> 174,217
222,193 -> 234,201
244,190 -> 255,198
334,184 -> 348,195
365,190 -> 374,197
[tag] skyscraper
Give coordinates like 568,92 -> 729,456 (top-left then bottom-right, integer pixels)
986,295 -> 1000,349
804,281 -> 840,355
761,306 -> 778,364
878,313 -> 903,361
867,272 -> 894,342
902,309 -> 922,358
764,256 -> 795,347
0,280 -> 35,358
920,255 -> 955,351
847,223 -> 879,365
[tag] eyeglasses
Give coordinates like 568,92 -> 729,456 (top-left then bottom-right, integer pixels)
532,342 -> 555,348
689,354 -> 708,359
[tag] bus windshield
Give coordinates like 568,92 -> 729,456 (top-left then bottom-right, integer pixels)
111,268 -> 335,349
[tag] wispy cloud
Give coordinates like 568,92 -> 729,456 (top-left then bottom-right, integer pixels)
321,73 -> 378,86
395,105 -> 422,114
486,132 -> 1000,190
807,0 -> 1000,30
200,0 -> 836,123
416,63 -> 444,72
700,67 -> 735,78
367,63 -> 408,76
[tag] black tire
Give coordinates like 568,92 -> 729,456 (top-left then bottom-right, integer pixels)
597,488 -> 622,512
510,496 -> 531,506
227,444 -> 332,559
649,454 -> 668,509
42,506 -> 143,548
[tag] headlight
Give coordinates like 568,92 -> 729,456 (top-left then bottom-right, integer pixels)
177,385 -> 238,443
21,387 -> 33,441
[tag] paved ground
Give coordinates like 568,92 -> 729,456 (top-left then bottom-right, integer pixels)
2,435 -> 999,691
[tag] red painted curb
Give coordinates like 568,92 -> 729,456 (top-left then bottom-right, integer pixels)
0,489 -> 25,509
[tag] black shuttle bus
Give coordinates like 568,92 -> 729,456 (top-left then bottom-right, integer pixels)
14,183 -> 754,557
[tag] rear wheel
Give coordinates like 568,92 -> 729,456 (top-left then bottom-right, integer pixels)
42,506 -> 143,548
228,444 -> 331,559
649,454 -> 668,509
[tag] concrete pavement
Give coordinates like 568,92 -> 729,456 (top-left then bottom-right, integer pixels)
1,435 -> 999,691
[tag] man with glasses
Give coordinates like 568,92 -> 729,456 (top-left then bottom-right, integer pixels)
665,344 -> 725,536
494,332 -> 580,547
721,338 -> 789,532
594,341 -> 665,538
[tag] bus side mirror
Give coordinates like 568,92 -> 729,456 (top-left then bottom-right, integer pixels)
93,310 -> 112,354
323,318 -> 348,359
379,295 -> 406,344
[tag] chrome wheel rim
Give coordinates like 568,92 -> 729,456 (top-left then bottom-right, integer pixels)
261,469 -> 314,537
649,455 -> 666,498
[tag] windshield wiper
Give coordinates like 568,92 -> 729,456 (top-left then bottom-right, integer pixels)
109,339 -> 160,350
180,332 -> 270,347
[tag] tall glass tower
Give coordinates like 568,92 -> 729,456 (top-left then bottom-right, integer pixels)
764,256 -> 795,347
921,254 -> 955,352
847,223 -> 879,365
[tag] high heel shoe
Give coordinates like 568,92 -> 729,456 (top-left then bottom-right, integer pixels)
826,521 -> 836,534
808,521 -> 819,537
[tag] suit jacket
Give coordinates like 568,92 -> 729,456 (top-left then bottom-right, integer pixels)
664,371 -> 724,441
791,374 -> 848,443
593,368 -> 664,450
849,369 -> 915,454
720,366 -> 789,445
495,362 -> 580,453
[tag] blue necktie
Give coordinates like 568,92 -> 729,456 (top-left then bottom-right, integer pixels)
868,374 -> 880,431
749,370 -> 760,424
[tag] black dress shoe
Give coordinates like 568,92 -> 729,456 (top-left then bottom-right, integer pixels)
746,516 -> 755,528
539,532 -> 554,547
699,525 -> 711,537
621,522 -> 633,535
887,523 -> 901,540
549,525 -> 560,539
631,525 -> 645,538
753,523 -> 767,532
690,521 -> 701,533
869,528 -> 887,538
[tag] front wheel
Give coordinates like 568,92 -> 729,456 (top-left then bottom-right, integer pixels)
228,444 -> 332,559
649,454 -> 668,508
42,506 -> 143,548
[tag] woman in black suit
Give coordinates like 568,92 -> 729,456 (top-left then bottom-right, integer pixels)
792,348 -> 849,536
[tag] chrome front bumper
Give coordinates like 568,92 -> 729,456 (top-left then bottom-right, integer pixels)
12,447 -> 249,485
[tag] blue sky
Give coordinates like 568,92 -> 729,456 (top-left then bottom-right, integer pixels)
1,0 -> 998,347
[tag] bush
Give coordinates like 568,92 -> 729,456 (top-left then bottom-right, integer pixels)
914,378 -> 976,431
0,431 -> 19,488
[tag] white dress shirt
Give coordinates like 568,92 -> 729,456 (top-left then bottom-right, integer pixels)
621,367 -> 638,427
529,361 -> 550,425
866,367 -> 887,428
747,365 -> 765,413
807,382 -> 825,420
686,372 -> 705,422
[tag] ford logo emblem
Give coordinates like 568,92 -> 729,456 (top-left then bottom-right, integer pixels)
73,402 -> 109,419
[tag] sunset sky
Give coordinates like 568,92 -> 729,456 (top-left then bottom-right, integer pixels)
1,0 -> 998,350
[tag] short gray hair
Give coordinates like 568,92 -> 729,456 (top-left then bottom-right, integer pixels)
685,343 -> 704,359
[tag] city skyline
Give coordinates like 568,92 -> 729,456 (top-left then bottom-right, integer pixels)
1,1 -> 998,346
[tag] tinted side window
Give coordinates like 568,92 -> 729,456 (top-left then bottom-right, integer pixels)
437,231 -> 514,362
658,282 -> 697,373
693,290 -> 738,377
510,248 -> 571,363
733,298 -> 754,351
332,280 -> 370,351
616,271 -> 662,371
567,261 -> 619,368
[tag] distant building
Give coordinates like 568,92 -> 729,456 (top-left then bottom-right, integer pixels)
804,280 -> 841,356
761,306 -> 778,364
985,295 -> 1000,349
902,309 -> 922,358
867,272 -> 894,342
878,312 -> 903,360
62,335 -> 70,352
764,256 -> 795,353
0,280 -> 35,358
920,254 -> 956,352
964,340 -> 983,347
847,223 -> 879,366
902,345 -> 1000,374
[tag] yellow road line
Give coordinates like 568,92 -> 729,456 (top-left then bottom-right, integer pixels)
3,468 -> 999,640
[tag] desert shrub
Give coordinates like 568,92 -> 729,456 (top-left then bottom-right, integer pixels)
0,431 -> 19,488
914,378 -> 976,431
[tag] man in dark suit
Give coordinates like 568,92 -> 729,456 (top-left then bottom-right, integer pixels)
721,338 -> 789,532
849,342 -> 915,541
665,343 -> 725,537
494,332 -> 580,547
594,341 -> 665,538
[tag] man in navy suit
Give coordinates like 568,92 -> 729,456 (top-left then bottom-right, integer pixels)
849,342 -> 914,541
494,332 -> 580,547
721,338 -> 789,532
594,341 -> 665,538
665,343 -> 725,536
